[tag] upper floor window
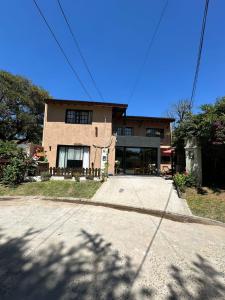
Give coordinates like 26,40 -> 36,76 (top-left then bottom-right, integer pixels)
116,127 -> 123,136
124,127 -> 133,136
65,110 -> 92,124
116,127 -> 133,136
146,128 -> 164,138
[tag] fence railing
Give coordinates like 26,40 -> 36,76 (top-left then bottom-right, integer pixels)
0,160 -> 101,179
36,165 -> 101,178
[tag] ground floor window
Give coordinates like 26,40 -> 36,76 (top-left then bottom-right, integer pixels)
115,147 -> 158,175
57,146 -> 89,168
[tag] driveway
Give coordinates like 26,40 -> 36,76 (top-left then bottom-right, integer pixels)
92,176 -> 191,215
0,198 -> 224,299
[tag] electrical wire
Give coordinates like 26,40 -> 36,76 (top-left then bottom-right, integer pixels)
127,0 -> 168,104
33,0 -> 92,99
190,0 -> 210,103
57,0 -> 104,101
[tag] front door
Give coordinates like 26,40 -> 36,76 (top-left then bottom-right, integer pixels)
115,147 -> 158,175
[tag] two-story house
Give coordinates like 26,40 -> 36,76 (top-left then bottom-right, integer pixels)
42,99 -> 174,175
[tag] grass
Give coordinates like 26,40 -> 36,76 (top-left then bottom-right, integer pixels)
184,187 -> 225,223
0,180 -> 102,199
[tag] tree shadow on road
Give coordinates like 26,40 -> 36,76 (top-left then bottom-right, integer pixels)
0,228 -> 224,300
0,229 -> 153,300
167,254 -> 225,300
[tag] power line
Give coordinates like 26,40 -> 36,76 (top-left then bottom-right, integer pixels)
191,0 -> 210,103
127,0 -> 168,104
33,0 -> 92,99
57,0 -> 104,101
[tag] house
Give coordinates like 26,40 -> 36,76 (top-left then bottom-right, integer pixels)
42,99 -> 174,175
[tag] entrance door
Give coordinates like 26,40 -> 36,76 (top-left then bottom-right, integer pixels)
143,148 -> 158,174
125,147 -> 142,174
115,147 -> 158,175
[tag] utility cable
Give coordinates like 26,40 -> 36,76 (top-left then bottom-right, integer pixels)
57,0 -> 104,101
190,0 -> 210,103
127,0 -> 168,104
33,0 -> 92,99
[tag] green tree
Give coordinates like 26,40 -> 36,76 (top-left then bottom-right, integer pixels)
173,97 -> 225,146
0,140 -> 24,159
170,97 -> 225,174
0,70 -> 50,143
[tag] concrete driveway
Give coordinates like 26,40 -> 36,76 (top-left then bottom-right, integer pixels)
92,176 -> 191,215
0,198 -> 225,299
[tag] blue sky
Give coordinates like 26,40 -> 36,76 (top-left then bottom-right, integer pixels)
1,0 -> 225,116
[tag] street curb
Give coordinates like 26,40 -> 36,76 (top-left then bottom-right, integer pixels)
0,195 -> 224,228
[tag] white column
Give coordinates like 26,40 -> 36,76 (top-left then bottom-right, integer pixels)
185,138 -> 202,185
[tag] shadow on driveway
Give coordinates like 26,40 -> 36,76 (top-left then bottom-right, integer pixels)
0,229 -> 224,299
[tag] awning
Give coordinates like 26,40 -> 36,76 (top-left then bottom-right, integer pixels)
162,148 -> 175,155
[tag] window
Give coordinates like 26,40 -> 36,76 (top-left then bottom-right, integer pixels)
116,127 -> 123,135
57,146 -> 89,168
124,127 -> 133,136
146,128 -> 164,138
65,110 -> 92,124
116,127 -> 133,136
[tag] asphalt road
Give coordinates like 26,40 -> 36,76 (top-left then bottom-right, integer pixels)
0,198 -> 225,299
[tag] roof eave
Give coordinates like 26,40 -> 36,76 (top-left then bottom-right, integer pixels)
45,98 -> 128,109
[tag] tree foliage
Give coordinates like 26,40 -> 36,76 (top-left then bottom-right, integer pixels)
0,140 -> 24,159
0,70 -> 50,143
173,97 -> 225,146
0,141 -> 37,186
167,99 -> 192,124
1,156 -> 28,186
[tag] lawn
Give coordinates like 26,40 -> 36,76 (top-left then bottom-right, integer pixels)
185,187 -> 225,223
0,180 -> 102,199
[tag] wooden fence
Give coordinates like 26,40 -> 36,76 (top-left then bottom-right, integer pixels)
0,160 -> 101,178
36,165 -> 101,178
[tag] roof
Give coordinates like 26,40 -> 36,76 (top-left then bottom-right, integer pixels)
45,99 -> 175,122
45,98 -> 128,109
125,115 -> 175,122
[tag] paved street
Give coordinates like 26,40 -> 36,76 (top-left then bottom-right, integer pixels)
92,176 -> 191,215
0,198 -> 224,299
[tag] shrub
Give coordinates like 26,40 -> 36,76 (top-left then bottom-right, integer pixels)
101,162 -> 109,181
0,141 -> 37,186
74,173 -> 80,182
0,141 -> 24,160
185,173 -> 197,187
173,172 -> 197,193
1,157 -> 27,186
40,171 -> 51,182
173,173 -> 186,193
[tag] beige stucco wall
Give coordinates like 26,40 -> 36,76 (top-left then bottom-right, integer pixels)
112,118 -> 171,146
42,103 -> 116,174
112,117 -> 172,171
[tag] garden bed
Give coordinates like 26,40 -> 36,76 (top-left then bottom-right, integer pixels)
0,181 -> 102,199
184,187 -> 225,223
